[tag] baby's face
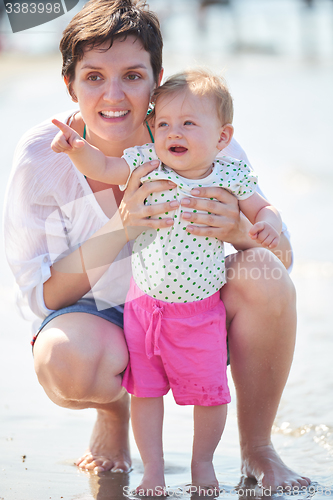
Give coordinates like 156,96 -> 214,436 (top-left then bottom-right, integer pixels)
153,90 -> 225,179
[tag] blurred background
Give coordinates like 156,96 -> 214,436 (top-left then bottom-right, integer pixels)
1,0 -> 333,58
1,1 -> 333,499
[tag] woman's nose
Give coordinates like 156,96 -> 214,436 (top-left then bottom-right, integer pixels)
103,79 -> 125,102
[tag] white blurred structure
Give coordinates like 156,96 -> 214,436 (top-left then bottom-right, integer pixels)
1,0 -> 333,59
150,0 -> 333,61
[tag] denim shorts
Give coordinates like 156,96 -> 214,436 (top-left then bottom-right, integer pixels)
31,298 -> 124,347
32,297 -> 229,365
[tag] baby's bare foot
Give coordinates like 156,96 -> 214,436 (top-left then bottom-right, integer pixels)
136,461 -> 166,496
191,460 -> 219,496
76,395 -> 131,473
241,442 -> 311,491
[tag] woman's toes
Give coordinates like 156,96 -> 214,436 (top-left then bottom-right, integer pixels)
93,466 -> 106,473
111,460 -> 131,473
84,458 -> 101,470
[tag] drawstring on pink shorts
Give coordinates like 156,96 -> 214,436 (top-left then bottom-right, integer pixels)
145,303 -> 164,358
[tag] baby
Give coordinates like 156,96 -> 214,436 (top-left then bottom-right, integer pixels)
52,69 -> 282,495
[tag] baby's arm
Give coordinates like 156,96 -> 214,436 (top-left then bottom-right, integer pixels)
51,119 -> 129,185
239,192 -> 282,249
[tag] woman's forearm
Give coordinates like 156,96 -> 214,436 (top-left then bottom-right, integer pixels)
43,211 -> 129,310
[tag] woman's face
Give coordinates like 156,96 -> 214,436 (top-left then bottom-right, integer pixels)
71,36 -> 159,149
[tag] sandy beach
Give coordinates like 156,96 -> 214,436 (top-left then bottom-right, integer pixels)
1,1 -> 333,498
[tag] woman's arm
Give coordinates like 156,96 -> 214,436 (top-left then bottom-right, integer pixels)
43,210 -> 127,310
43,161 -> 179,310
179,187 -> 292,270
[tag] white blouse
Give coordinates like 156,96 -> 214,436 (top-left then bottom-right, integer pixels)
4,110 -> 133,325
3,110 -> 291,328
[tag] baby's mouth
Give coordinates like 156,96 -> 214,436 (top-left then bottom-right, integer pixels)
169,146 -> 188,153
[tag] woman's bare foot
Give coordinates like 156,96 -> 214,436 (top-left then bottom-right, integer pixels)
76,394 -> 131,473
191,460 -> 219,496
241,443 -> 311,491
136,461 -> 166,496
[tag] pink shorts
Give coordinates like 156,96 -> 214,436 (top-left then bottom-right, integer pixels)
122,279 -> 230,406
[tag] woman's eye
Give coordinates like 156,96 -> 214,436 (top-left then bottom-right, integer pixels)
88,74 -> 102,82
126,74 -> 140,81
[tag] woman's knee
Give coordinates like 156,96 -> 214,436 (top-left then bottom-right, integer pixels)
33,316 -> 129,402
224,248 -> 296,314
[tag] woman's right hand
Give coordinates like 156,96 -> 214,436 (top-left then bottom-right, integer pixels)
119,160 -> 179,240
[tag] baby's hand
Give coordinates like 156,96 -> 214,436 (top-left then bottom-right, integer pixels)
51,118 -> 85,154
249,221 -> 280,249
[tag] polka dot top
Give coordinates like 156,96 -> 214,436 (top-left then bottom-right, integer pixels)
121,144 -> 258,303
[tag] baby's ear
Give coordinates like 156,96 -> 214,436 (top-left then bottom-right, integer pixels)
217,124 -> 234,151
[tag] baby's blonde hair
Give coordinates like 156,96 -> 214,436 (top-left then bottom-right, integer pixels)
152,68 -> 233,125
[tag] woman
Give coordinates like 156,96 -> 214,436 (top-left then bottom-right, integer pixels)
4,0 -> 310,490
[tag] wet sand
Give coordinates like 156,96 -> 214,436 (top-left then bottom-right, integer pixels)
1,2 -> 333,497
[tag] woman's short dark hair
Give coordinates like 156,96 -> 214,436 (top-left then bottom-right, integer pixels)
60,0 -> 163,95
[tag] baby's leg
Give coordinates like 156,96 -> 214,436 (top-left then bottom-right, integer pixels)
191,404 -> 227,493
131,395 -> 166,496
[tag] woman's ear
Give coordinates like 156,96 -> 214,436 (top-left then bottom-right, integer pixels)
217,124 -> 234,151
64,76 -> 78,103
150,68 -> 163,103
157,68 -> 164,87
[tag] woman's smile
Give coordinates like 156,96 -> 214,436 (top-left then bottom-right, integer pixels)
99,110 -> 130,119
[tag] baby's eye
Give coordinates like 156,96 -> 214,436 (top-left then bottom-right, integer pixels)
184,120 -> 195,126
157,122 -> 168,128
88,74 -> 102,82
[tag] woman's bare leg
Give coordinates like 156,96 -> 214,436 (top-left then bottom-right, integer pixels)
191,404 -> 227,492
130,396 -> 165,495
221,248 -> 311,490
33,312 -> 131,472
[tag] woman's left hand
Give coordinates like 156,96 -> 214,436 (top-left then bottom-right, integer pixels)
180,186 -> 247,247
181,186 -> 293,269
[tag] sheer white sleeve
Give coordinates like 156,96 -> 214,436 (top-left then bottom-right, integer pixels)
221,138 -> 293,271
4,112 -> 133,324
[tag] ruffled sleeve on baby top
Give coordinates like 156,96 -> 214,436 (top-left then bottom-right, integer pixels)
120,144 -> 159,191
213,156 -> 258,199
